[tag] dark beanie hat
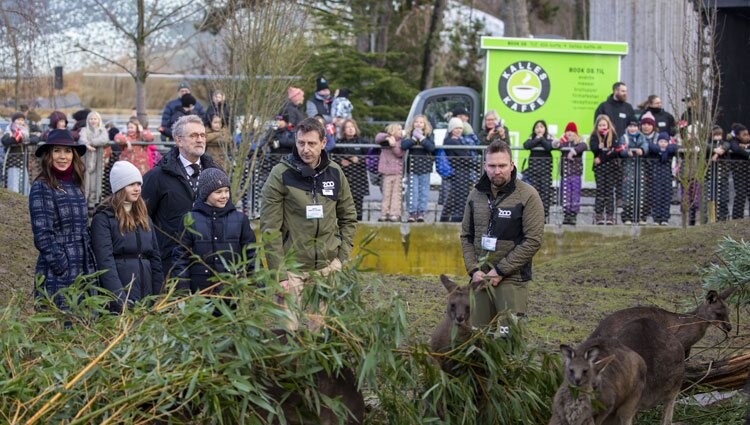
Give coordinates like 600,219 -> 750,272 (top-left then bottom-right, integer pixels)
181,93 -> 197,107
657,131 -> 670,142
198,168 -> 230,201
10,112 -> 25,122
316,77 -> 329,92
72,108 -> 91,122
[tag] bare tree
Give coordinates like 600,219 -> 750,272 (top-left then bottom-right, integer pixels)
420,0 -> 446,90
74,0 -> 206,126
662,2 -> 721,227
198,0 -> 309,203
0,1 -> 43,107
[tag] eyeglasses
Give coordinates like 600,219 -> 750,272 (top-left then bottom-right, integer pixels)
187,132 -> 207,140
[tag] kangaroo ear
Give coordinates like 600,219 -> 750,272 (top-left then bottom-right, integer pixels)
584,346 -> 600,362
719,286 -> 737,300
706,290 -> 719,304
560,344 -> 574,361
440,274 -> 457,293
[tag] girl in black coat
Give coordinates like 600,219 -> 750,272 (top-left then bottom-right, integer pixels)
91,161 -> 163,312
173,168 -> 255,293
334,119 -> 370,221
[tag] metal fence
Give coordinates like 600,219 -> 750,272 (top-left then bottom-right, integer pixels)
3,141 -> 747,226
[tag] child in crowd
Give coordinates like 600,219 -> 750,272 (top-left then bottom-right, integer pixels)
79,111 -> 110,207
91,161 -> 163,312
374,123 -> 404,222
206,114 -> 231,171
590,114 -> 622,225
313,114 -> 337,152
729,123 -> 750,220
522,120 -> 555,221
649,132 -> 678,225
401,114 -> 435,222
707,126 -> 730,221
331,88 -> 353,126
553,122 -> 587,225
619,119 -> 649,224
639,112 -> 658,223
173,168 -> 256,294
115,118 -> 156,175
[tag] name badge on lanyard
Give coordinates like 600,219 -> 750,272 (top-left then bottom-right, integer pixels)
481,234 -> 497,251
306,204 -> 324,219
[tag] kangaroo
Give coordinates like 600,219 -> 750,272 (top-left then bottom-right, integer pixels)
430,274 -> 484,373
550,337 -> 646,425
614,318 -> 685,425
590,287 -> 735,358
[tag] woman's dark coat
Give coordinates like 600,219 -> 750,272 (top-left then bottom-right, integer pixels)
29,179 -> 96,308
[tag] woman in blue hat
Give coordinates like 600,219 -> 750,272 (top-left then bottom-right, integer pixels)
29,129 -> 96,309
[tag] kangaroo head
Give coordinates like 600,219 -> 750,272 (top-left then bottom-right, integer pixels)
440,275 -> 483,326
697,287 -> 735,332
560,344 -> 599,389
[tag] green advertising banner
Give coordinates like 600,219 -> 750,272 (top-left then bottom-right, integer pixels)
481,37 -> 628,186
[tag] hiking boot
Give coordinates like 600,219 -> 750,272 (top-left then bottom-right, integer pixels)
595,213 -> 605,225
416,213 -> 425,222
407,213 -> 416,223
606,215 -> 615,225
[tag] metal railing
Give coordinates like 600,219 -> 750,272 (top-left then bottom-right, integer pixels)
3,141 -> 745,226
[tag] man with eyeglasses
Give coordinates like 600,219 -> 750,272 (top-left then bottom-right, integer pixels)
143,115 -> 219,286
260,117 -> 357,330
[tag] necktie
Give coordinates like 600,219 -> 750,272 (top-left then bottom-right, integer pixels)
188,163 -> 201,193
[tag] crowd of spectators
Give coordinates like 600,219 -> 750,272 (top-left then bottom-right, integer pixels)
2,79 -> 749,227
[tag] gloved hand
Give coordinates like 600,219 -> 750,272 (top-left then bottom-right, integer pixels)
412,129 -> 423,141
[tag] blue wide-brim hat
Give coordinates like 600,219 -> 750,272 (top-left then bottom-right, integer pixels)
35,129 -> 88,157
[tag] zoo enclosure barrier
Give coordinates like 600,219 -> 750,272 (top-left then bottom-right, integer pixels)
2,142 -> 745,226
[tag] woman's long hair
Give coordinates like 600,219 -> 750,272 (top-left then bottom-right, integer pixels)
593,114 -> 616,148
104,189 -> 151,234
36,147 -> 85,191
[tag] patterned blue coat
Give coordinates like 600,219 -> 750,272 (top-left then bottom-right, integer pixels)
29,179 -> 96,308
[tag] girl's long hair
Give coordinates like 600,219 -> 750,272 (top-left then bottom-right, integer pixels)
36,147 -> 85,191
593,114 -> 616,148
405,114 -> 433,137
103,189 -> 151,234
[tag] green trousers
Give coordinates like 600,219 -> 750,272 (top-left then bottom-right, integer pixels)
470,279 -> 528,327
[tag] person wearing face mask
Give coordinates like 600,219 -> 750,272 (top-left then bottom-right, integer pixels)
29,129 -> 96,310
91,161 -> 163,312
590,114 -> 623,225
637,95 -> 676,137
306,77 -> 333,123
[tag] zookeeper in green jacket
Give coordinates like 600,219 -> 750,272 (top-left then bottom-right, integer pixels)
460,141 -> 545,328
260,117 -> 358,330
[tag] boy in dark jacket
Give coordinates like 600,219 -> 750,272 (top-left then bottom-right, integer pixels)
173,168 -> 256,293
648,132 -> 678,225
729,124 -> 750,220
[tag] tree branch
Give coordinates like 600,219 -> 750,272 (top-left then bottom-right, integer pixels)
73,44 -> 138,79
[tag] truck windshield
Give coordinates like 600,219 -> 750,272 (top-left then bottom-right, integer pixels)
423,94 -> 472,130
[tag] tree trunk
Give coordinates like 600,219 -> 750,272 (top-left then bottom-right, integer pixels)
0,8 -> 22,107
512,0 -> 530,37
498,0 -> 516,37
375,0 -> 391,67
420,0 -> 446,90
135,0 -> 148,127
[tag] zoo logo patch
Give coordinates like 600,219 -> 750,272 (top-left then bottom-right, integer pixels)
498,61 -> 551,113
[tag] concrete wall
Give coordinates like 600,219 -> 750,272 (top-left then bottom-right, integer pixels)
589,0 -> 697,115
